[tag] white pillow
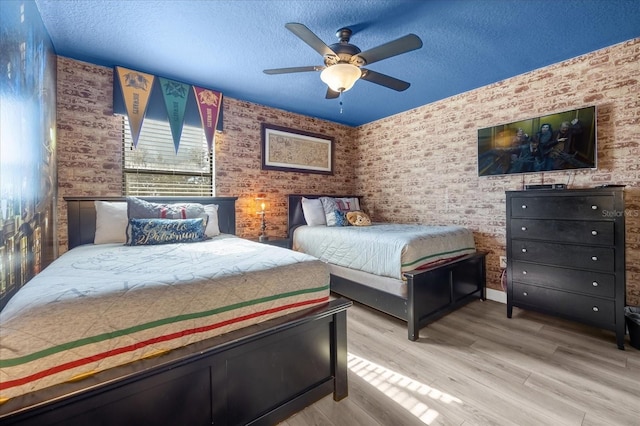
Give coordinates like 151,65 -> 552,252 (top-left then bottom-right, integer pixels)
301,198 -> 326,226
204,204 -> 220,237
94,201 -> 128,244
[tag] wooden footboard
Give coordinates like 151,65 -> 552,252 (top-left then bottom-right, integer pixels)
331,252 -> 486,341
0,299 -> 351,426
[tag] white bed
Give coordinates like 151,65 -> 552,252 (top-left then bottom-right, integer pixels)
288,194 -> 486,341
0,196 -> 350,426
0,236 -> 329,401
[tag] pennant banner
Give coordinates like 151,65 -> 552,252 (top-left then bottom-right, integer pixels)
116,66 -> 154,148
193,86 -> 222,152
159,77 -> 190,153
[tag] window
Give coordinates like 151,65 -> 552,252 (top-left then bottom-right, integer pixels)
121,116 -> 213,196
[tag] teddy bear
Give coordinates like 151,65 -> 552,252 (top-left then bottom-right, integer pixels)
346,210 -> 371,226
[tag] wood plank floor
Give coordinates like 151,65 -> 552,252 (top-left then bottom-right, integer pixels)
282,299 -> 640,426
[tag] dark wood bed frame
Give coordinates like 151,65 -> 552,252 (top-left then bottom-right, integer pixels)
287,194 -> 486,341
0,196 -> 351,426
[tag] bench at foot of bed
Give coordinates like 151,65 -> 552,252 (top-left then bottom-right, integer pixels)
331,251 -> 487,341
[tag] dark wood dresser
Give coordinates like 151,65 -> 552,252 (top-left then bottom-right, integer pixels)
506,187 -> 626,349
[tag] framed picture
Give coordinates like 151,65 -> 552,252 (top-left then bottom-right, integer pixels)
261,124 -> 334,174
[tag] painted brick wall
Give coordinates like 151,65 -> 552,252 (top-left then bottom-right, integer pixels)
56,57 -> 356,254
215,98 -> 357,238
354,39 -> 640,304
56,57 -> 123,254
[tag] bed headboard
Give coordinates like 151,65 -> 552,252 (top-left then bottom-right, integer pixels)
65,196 -> 238,250
286,194 -> 361,237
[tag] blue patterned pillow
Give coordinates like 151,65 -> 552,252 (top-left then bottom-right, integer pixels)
126,218 -> 206,246
127,196 -> 206,220
334,210 -> 350,227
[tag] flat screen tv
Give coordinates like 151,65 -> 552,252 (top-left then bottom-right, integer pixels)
477,105 -> 597,177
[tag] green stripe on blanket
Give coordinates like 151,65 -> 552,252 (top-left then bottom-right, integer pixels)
401,247 -> 475,268
0,284 -> 329,368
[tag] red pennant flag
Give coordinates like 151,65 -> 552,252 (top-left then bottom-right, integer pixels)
193,87 -> 222,152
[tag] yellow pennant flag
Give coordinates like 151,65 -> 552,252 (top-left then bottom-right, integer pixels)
116,66 -> 154,148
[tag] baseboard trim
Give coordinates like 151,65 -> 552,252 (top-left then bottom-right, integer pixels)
486,288 -> 506,304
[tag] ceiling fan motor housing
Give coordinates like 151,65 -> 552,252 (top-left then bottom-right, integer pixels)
324,27 -> 365,66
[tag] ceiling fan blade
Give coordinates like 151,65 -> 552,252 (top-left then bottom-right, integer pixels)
263,66 -> 323,75
285,23 -> 338,58
354,34 -> 422,66
360,69 -> 410,91
325,88 -> 340,99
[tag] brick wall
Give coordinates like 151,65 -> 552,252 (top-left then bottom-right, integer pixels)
56,57 -> 356,254
354,39 -> 640,304
56,57 -> 122,254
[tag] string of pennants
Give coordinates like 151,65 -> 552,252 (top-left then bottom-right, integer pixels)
116,66 -> 222,152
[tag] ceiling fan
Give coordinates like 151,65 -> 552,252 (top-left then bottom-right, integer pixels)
263,23 -> 423,99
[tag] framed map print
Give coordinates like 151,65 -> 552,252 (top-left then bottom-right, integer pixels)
261,124 -> 334,175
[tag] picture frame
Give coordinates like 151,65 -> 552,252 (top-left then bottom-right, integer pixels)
261,123 -> 334,175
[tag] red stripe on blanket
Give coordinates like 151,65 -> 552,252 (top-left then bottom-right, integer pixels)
414,254 -> 467,271
0,296 -> 329,392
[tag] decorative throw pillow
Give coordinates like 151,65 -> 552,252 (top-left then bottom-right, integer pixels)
335,197 -> 360,212
126,217 -> 207,246
203,204 -> 220,237
301,197 -> 326,226
334,210 -> 350,227
346,211 -> 372,226
321,196 -> 360,226
319,197 -> 340,226
94,201 -> 128,244
127,196 -> 207,220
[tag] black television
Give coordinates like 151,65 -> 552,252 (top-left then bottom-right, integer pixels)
477,105 -> 597,177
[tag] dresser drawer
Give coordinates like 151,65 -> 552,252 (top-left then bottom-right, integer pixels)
511,261 -> 615,298
512,282 -> 615,326
511,240 -> 615,272
510,219 -> 614,245
510,195 -> 615,220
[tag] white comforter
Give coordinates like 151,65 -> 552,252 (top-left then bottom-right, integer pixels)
293,223 -> 476,280
0,235 -> 329,401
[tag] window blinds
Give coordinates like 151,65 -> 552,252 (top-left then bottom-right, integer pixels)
121,116 -> 213,196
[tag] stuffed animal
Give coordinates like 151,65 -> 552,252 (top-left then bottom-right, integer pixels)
346,210 -> 371,226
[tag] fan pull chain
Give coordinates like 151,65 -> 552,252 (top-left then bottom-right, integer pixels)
339,91 -> 344,114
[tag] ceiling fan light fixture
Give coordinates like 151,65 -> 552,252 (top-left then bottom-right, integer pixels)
320,63 -> 361,93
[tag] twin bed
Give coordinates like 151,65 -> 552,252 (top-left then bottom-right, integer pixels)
287,194 -> 487,341
0,196 -> 350,426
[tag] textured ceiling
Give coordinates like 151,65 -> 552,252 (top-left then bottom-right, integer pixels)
35,0 -> 640,127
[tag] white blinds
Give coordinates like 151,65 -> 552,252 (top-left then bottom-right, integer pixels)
121,116 -> 213,196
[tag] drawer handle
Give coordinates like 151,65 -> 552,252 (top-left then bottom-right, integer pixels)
521,205 -> 527,209
591,230 -> 598,236
521,226 -> 527,231
523,292 -> 528,296
592,281 -> 598,287
522,271 -> 527,275
591,205 -> 598,210
521,248 -> 527,253
591,256 -> 598,261
592,306 -> 599,312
